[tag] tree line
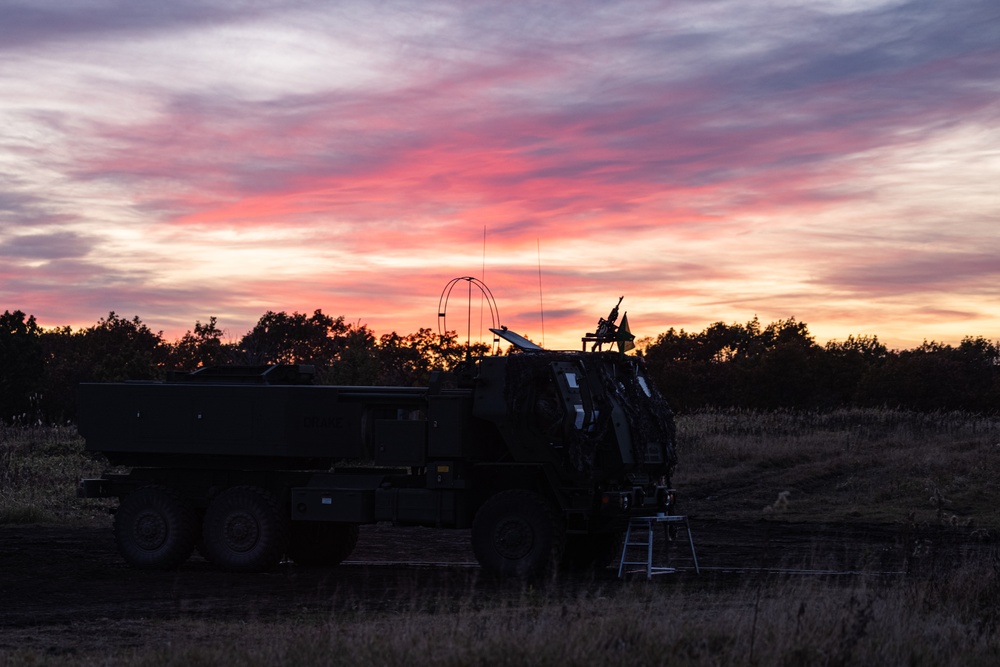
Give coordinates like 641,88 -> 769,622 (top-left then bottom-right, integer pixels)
2,309 -> 998,424
0,309 -> 487,424
640,316 -> 1000,413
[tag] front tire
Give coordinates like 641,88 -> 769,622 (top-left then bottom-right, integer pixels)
472,489 -> 564,578
114,485 -> 197,570
202,486 -> 288,572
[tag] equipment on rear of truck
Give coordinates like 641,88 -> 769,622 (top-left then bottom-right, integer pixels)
78,295 -> 677,577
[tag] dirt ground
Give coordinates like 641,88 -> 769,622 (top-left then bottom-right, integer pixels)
0,518 -> 990,655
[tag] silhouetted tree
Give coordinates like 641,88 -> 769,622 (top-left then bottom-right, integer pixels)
399,328 -> 488,374
0,310 -> 44,422
169,317 -> 234,371
954,336 -> 1000,408
822,335 -> 888,406
375,330 -> 430,386
320,323 -> 381,385
748,318 -> 823,409
857,338 -> 999,412
10,304 -> 998,423
236,310 -> 346,367
643,317 -> 801,410
37,313 -> 167,421
645,317 -> 857,411
81,312 -> 168,381
642,326 -> 733,410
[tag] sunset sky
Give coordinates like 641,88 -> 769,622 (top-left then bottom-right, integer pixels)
2,0 -> 998,352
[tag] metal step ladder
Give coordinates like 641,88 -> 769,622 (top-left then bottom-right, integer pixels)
618,514 -> 700,580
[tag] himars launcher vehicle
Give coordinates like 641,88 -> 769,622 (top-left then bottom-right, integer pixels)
78,293 -> 677,577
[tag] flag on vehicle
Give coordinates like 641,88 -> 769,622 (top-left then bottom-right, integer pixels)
617,313 -> 635,354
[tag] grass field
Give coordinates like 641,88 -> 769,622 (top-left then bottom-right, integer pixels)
5,574 -> 998,667
0,422 -> 114,526
1,409 -> 998,666
678,409 -> 1000,530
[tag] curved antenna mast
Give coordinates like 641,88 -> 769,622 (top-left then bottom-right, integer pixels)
437,276 -> 501,356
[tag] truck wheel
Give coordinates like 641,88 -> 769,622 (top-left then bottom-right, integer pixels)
561,531 -> 624,571
472,489 -> 564,578
114,485 -> 197,570
202,486 -> 288,572
287,523 -> 360,566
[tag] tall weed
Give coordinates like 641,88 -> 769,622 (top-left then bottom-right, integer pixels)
0,423 -> 110,524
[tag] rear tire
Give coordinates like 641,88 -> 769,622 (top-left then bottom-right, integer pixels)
114,485 -> 197,570
202,486 -> 288,572
472,489 -> 564,578
287,523 -> 360,566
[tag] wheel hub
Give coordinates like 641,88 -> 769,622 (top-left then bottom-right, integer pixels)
493,516 -> 534,560
223,512 -> 259,552
133,511 -> 167,551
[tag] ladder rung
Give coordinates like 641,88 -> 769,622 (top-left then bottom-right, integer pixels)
617,515 -> 699,580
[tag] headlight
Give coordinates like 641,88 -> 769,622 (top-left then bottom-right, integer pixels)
655,487 -> 675,511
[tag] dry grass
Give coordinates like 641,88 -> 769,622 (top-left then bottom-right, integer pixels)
2,563 -> 998,666
0,423 -> 113,525
677,409 -> 1000,529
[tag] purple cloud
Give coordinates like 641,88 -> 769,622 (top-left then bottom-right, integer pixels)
0,231 -> 94,260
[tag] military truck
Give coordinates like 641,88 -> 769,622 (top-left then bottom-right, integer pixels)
77,324 -> 677,577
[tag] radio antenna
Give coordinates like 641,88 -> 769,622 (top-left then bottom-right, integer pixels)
537,238 -> 545,348
480,226 -> 486,342
438,276 -> 501,356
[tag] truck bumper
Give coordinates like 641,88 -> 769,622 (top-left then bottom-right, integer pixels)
600,487 -> 676,515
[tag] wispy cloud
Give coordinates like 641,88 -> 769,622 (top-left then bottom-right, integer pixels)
0,231 -> 95,259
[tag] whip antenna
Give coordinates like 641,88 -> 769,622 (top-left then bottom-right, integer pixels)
480,226 -> 486,342
537,239 -> 545,348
